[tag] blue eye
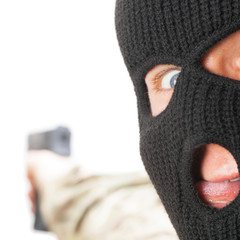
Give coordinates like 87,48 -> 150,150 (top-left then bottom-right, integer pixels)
161,70 -> 181,89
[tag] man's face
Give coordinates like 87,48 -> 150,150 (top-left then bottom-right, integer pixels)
145,30 -> 240,209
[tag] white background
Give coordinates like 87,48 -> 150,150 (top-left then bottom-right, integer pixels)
0,1 -> 143,239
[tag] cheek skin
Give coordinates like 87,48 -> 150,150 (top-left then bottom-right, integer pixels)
148,90 -> 174,117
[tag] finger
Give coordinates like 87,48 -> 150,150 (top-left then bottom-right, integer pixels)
28,188 -> 36,214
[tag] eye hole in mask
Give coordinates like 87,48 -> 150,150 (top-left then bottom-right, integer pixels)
200,30 -> 240,81
145,64 -> 182,117
192,144 -> 240,210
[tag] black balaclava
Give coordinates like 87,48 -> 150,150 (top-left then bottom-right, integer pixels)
115,0 -> 240,239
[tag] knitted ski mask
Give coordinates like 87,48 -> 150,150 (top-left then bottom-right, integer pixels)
115,0 -> 240,239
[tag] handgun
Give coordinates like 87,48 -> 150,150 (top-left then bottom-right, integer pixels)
28,126 -> 71,231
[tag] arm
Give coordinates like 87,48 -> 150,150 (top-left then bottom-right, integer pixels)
27,151 -> 177,240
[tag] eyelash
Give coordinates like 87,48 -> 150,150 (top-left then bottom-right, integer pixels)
151,67 -> 181,93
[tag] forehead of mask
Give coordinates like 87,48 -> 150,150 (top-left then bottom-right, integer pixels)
145,30 -> 240,117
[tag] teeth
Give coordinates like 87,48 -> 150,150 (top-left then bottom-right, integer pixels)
208,199 -> 229,204
230,177 -> 240,182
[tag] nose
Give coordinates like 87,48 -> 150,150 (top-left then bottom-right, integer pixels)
192,144 -> 240,209
199,144 -> 239,182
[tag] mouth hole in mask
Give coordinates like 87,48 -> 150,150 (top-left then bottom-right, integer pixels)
200,30 -> 240,81
191,144 -> 240,210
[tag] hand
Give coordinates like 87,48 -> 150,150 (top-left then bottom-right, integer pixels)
26,150 -> 72,214
27,165 -> 36,214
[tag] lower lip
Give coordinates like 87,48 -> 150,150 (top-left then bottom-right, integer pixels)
195,180 -> 240,209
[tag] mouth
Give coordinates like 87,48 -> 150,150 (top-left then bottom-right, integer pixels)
195,177 -> 240,209
192,144 -> 240,210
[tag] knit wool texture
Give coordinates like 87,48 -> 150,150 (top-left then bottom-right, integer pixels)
115,0 -> 240,239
